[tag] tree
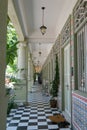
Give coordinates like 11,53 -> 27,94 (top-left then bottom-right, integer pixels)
6,17 -> 18,72
51,54 -> 60,97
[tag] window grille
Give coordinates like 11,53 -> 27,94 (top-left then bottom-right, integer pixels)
77,25 -> 87,92
73,0 -> 87,33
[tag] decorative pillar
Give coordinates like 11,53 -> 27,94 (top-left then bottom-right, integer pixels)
17,42 -> 27,79
15,40 -> 29,103
28,55 -> 31,91
27,52 -> 34,92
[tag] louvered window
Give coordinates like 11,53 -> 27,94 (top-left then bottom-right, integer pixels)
77,24 -> 87,92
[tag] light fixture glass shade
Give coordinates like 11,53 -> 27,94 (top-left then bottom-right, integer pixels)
40,25 -> 47,35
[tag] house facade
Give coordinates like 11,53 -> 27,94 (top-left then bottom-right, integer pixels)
42,1 -> 87,129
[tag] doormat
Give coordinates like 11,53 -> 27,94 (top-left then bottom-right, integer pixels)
48,114 -> 70,128
49,114 -> 65,123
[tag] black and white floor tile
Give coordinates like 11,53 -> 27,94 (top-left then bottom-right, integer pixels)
7,102 -> 59,130
6,84 -> 70,130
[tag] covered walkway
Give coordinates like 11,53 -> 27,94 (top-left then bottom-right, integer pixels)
1,1 -> 87,130
6,83 -> 70,130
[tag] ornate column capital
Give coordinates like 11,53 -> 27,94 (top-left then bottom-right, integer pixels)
17,42 -> 26,48
17,38 -> 29,48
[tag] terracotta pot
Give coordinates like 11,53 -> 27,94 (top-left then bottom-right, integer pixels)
50,99 -> 57,108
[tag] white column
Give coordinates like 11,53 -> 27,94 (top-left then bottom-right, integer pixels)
28,56 -> 31,91
17,42 -> 27,79
28,56 -> 34,92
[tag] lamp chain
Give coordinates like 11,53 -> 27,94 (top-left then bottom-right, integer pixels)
42,7 -> 45,25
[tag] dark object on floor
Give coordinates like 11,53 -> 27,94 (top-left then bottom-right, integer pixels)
58,120 -> 70,128
48,114 -> 70,128
50,99 -> 57,108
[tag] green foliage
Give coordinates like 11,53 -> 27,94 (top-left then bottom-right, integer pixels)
51,54 -> 60,97
6,19 -> 18,67
6,88 -> 12,95
7,95 -> 18,115
10,76 -> 21,83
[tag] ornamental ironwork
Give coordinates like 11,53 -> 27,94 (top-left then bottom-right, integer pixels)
73,0 -> 87,32
61,16 -> 71,45
53,35 -> 60,54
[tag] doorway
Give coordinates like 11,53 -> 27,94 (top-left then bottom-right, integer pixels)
64,43 -> 71,116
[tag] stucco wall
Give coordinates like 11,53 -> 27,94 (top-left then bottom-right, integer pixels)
0,0 -> 8,130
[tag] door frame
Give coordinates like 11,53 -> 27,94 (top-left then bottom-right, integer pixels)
64,43 -> 71,116
61,41 -> 72,117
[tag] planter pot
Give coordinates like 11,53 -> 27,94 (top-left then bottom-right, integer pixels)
50,99 -> 57,108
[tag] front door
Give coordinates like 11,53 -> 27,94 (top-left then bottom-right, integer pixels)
64,43 -> 71,116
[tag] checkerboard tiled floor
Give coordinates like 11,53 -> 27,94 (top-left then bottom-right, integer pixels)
6,84 -> 70,130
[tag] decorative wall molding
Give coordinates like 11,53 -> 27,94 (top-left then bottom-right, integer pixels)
60,16 -> 71,45
73,0 -> 87,33
53,35 -> 60,55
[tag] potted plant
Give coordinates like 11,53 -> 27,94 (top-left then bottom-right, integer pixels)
50,54 -> 60,108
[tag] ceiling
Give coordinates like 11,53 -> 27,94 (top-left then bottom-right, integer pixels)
8,0 -> 77,72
